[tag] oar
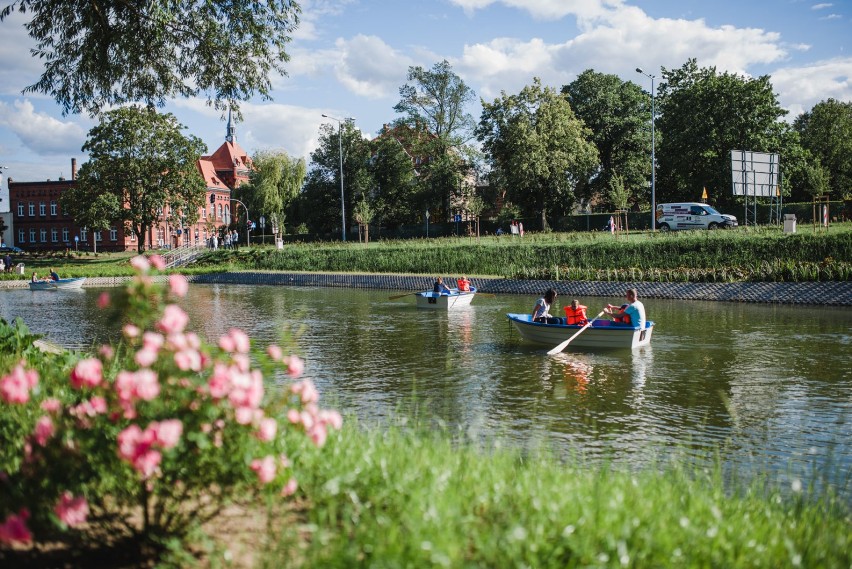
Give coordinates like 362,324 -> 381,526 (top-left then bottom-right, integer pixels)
546,310 -> 606,356
388,292 -> 417,300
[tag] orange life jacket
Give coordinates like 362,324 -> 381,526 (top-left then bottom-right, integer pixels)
563,304 -> 588,325
612,304 -> 631,324
457,279 -> 471,291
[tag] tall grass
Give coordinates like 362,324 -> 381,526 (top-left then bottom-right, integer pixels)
264,423 -> 850,568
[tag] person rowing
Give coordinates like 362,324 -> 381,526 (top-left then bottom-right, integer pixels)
604,288 -> 646,328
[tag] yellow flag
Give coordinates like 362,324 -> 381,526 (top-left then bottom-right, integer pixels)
701,187 -> 708,199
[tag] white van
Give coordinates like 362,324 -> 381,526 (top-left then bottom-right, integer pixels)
655,202 -> 737,231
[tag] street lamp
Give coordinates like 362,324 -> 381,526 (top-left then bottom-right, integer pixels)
232,198 -> 250,246
259,215 -> 265,245
425,210 -> 430,238
636,67 -> 656,231
322,114 -> 355,242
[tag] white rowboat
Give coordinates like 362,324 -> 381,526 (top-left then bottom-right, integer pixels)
506,313 -> 654,349
415,287 -> 476,310
28,277 -> 87,291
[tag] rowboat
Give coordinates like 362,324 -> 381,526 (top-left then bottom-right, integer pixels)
28,277 -> 87,291
506,313 -> 654,349
415,287 -> 477,309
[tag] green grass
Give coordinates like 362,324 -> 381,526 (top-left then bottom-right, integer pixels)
264,423 -> 851,568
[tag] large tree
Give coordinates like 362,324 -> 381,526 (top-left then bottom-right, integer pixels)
477,78 -> 599,230
0,0 -> 300,116
394,60 -> 477,218
563,69 -> 652,209
61,105 -> 207,253
794,98 -> 852,199
298,120 -> 371,236
237,150 -> 305,235
368,134 -> 419,227
656,59 -> 798,208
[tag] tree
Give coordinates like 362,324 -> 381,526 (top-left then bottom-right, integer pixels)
368,134 -> 419,227
476,78 -> 599,230
394,60 -> 477,217
467,195 -> 486,238
563,70 -> 651,208
61,105 -> 207,253
352,197 -> 375,244
608,173 -> 630,211
237,150 -> 305,236
299,120 -> 371,236
656,59 -> 795,208
802,159 -> 831,198
0,0 -> 300,116
794,99 -> 852,199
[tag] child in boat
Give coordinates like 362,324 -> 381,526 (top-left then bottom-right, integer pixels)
457,276 -> 471,292
564,299 -> 588,325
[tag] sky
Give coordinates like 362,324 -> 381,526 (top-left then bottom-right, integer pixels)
1,0 -> 850,207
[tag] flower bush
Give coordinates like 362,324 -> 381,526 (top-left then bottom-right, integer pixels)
0,255 -> 340,549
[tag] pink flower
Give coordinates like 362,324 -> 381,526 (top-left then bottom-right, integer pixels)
169,274 -> 188,297
117,424 -> 162,479
41,398 -> 62,413
207,363 -> 232,399
70,358 -> 103,389
123,324 -> 141,339
134,449 -> 162,478
285,355 -> 304,378
174,349 -> 201,371
292,379 -> 318,404
33,416 -> 55,446
267,344 -> 283,361
130,255 -> 150,272
149,255 -> 166,270
157,304 -> 189,334
250,456 -> 276,484
0,364 -> 38,404
281,478 -> 298,497
153,419 -> 183,449
0,509 -> 32,545
134,369 -> 160,401
257,418 -> 277,441
99,344 -> 115,360
219,328 -> 250,353
135,348 -> 158,367
234,407 -> 255,425
97,291 -> 111,309
54,492 -> 89,527
142,332 -> 164,350
287,409 -> 301,424
320,410 -> 343,430
308,424 -> 328,447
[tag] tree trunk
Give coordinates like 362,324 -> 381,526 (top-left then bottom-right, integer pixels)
137,224 -> 148,253
540,208 -> 548,231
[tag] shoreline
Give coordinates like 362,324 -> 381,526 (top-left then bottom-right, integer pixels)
1,271 -> 851,305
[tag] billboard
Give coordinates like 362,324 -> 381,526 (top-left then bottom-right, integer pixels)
731,150 -> 780,197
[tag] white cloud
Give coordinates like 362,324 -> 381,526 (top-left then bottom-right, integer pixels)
0,100 -> 87,155
820,14 -> 841,20
334,35 -> 414,99
448,0 -> 621,21
771,57 -> 852,118
0,11 -> 45,96
810,3 -> 833,9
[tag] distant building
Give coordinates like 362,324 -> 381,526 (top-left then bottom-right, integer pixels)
7,111 -> 252,252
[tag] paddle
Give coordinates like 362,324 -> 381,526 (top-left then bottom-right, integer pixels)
546,309 -> 606,356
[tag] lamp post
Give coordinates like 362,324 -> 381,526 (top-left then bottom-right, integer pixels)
232,198 -> 250,246
259,215 -> 265,245
322,114 -> 354,242
425,210 -> 430,238
636,67 -> 656,231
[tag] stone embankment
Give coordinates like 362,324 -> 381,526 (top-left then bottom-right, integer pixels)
2,272 -> 850,305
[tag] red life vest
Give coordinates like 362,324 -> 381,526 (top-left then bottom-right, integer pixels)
563,304 -> 588,325
457,279 -> 471,291
612,304 -> 631,324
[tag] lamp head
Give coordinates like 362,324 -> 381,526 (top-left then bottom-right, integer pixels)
635,67 -> 643,74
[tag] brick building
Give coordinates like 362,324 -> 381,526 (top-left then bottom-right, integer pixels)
7,112 -> 251,252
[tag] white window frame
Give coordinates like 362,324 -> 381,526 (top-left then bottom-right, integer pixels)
50,201 -> 57,215
51,228 -> 58,242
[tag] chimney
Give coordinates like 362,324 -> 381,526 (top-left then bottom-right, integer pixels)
71,158 -> 77,180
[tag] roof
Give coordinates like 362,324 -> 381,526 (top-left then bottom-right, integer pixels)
196,159 -> 230,190
203,141 -> 252,172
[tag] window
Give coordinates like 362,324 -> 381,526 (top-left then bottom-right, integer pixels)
29,203 -> 35,216
130,232 -> 136,242
39,202 -> 46,216
202,207 -> 206,219
218,204 -> 223,219
40,229 -> 47,242
51,228 -> 58,242
62,228 -> 69,242
50,201 -> 57,215
29,229 -> 36,242
95,231 -> 102,242
17,203 -> 24,217
80,228 -> 88,242
110,227 -> 118,241
18,229 -> 25,243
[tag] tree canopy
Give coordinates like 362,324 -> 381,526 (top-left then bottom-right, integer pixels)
794,98 -> 852,199
61,105 -> 207,252
237,150 -> 305,235
477,78 -> 599,230
563,70 -> 651,209
0,0 -> 300,116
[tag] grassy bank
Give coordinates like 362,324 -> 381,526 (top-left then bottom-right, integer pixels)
197,225 -> 852,282
257,423 -> 850,568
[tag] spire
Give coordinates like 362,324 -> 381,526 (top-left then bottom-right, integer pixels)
225,107 -> 236,143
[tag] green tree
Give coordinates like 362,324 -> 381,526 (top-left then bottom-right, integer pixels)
61,105 -> 207,253
656,59 -> 795,208
802,159 -> 831,198
299,120 -> 371,236
0,0 -> 300,116
394,60 -> 477,217
477,78 -> 599,230
352,197 -> 375,244
368,134 -> 419,227
237,150 -> 305,236
608,173 -> 630,211
563,70 -> 651,208
794,99 -> 852,199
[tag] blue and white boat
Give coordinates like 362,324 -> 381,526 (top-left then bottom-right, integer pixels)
415,287 -> 477,310
506,313 -> 654,349
29,277 -> 86,291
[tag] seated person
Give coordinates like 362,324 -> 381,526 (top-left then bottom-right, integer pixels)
49,268 -> 60,281
604,288 -> 646,328
31,271 -> 39,283
457,276 -> 471,292
532,288 -> 559,323
433,276 -> 452,294
563,299 -> 588,325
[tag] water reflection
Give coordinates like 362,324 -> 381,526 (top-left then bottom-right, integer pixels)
1,284 -> 850,497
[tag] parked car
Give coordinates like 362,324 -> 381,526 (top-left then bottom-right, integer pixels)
0,245 -> 24,254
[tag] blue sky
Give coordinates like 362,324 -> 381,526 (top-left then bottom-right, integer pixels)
1,0 -> 850,206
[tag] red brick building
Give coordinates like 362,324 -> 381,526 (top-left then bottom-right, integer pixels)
8,113 -> 251,252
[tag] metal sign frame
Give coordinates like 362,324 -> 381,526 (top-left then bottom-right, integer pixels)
731,150 -> 781,226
